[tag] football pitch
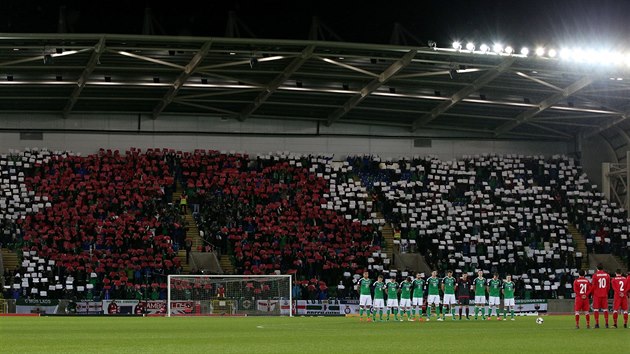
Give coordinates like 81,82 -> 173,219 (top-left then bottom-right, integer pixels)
0,315 -> 627,353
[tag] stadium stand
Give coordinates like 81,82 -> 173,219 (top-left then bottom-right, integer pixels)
347,153 -> 624,299
1,148 -> 628,301
6,148 -> 183,300
179,151 -> 389,291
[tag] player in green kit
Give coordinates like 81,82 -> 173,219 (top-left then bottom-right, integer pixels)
441,270 -> 457,320
473,270 -> 487,320
399,276 -> 413,321
372,275 -> 386,322
426,270 -> 442,321
357,271 -> 372,322
386,277 -> 400,321
487,272 -> 502,320
502,275 -> 516,321
411,273 -> 425,321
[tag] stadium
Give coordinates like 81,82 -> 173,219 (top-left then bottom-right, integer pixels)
0,1 -> 629,353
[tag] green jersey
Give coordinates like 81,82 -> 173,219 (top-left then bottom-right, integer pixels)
386,281 -> 399,299
412,278 -> 425,298
427,277 -> 440,295
488,279 -> 501,297
400,281 -> 412,299
502,281 -> 515,299
358,278 -> 372,296
442,276 -> 456,295
373,281 -> 385,299
473,277 -> 486,296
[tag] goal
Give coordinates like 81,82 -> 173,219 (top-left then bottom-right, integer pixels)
167,275 -> 292,317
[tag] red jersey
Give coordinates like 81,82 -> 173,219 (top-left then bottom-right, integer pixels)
573,277 -> 592,298
591,270 -> 611,298
108,303 -> 118,314
611,276 -> 627,297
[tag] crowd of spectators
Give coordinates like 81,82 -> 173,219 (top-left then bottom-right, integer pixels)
2,148 -> 629,301
177,151 -> 388,291
3,148 -> 184,300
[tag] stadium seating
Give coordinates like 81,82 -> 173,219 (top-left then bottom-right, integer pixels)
7,148 -> 182,300
347,153 -> 618,299
2,148 -> 628,301
180,151 -> 388,288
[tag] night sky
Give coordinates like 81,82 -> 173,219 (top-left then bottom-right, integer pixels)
1,0 -> 629,50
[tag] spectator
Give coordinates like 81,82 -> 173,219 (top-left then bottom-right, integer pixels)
180,193 -> 188,214
185,238 -> 193,264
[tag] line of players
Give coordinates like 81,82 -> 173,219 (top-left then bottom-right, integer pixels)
573,264 -> 629,329
357,269 -> 517,322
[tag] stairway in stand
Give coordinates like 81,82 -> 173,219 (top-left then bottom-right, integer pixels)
219,255 -> 235,274
171,184 -> 204,274
1,248 -> 19,273
567,224 -> 589,270
379,216 -> 394,262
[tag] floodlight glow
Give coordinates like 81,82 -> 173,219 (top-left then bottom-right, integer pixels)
493,44 -> 503,53
466,42 -> 475,51
479,44 -> 489,53
548,49 -> 557,58
452,41 -> 462,50
535,47 -> 545,56
521,47 -> 529,56
504,46 -> 514,54
610,52 -> 624,65
559,48 -> 572,60
583,49 -> 598,63
572,48 -> 586,62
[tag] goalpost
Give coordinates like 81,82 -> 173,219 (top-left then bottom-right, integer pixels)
167,274 -> 292,317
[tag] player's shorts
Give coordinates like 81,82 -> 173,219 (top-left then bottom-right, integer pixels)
373,299 -> 385,309
592,296 -> 608,310
504,298 -> 515,307
475,296 -> 487,305
427,295 -> 440,305
612,296 -> 628,311
488,296 -> 500,306
458,296 -> 470,305
443,294 -> 456,305
399,298 -> 411,308
359,294 -> 372,307
387,299 -> 399,308
412,297 -> 424,306
574,298 -> 589,312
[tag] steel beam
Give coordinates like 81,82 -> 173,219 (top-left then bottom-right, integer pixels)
152,41 -> 212,119
63,37 -> 106,118
411,57 -> 515,131
494,76 -> 594,136
238,45 -> 315,121
326,49 -> 417,126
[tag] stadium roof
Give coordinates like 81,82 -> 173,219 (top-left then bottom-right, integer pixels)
1,33 -> 629,140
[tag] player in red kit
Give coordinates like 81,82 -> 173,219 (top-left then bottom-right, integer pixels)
573,269 -> 592,329
611,269 -> 628,328
591,263 -> 611,328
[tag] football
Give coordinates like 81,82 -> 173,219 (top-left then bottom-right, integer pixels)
535,317 -> 544,325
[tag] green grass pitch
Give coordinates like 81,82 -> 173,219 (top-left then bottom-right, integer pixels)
1,315 -> 627,353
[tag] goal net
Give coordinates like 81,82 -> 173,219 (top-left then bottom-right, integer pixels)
167,275 -> 292,317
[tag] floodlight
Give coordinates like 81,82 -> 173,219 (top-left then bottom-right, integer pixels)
493,44 -> 503,53
504,46 -> 514,54
466,42 -> 475,51
548,49 -> 557,58
452,41 -> 462,50
521,47 -> 529,56
535,47 -> 545,56
479,44 -> 489,53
